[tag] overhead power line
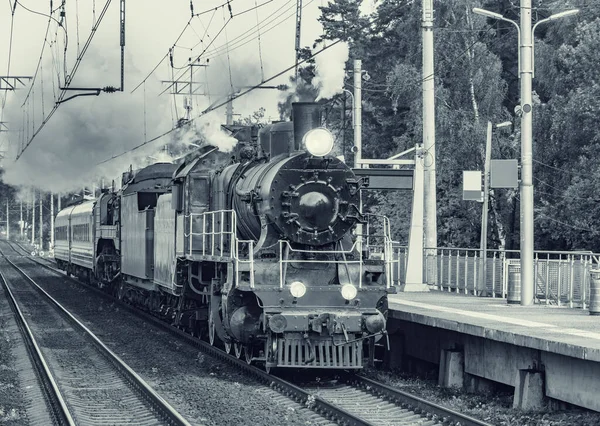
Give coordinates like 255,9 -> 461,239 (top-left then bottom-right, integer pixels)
16,0 -> 116,162
164,0 -> 291,92
96,39 -> 343,166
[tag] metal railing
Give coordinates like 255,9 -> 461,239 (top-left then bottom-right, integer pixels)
186,211 -> 397,289
424,247 -> 600,308
279,214 -> 398,289
186,210 -> 255,288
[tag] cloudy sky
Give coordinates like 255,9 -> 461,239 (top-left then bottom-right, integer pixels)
0,0 -> 373,192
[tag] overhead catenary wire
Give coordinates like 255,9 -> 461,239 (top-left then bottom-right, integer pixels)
97,40 -> 343,166
21,10 -> 53,107
255,0 -> 265,81
1,0 -> 18,124
532,158 -> 589,178
165,0 -> 294,90
16,0 -> 115,161
201,0 -> 299,62
223,7 -> 234,93
131,0 -> 259,95
130,18 -> 194,94
159,16 -> 233,97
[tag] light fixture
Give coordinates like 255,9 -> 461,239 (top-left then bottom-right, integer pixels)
303,128 -> 334,157
289,281 -> 307,298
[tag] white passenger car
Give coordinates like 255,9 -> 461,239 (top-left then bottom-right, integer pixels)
54,201 -> 95,277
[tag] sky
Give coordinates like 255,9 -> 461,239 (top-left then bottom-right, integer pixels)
0,0 -> 375,193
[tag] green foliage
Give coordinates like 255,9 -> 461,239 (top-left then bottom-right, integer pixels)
234,107 -> 268,126
309,0 -> 600,252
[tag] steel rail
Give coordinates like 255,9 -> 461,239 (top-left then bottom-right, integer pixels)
0,267 -> 75,426
350,375 -> 494,426
0,243 -> 192,426
14,240 -> 492,426
12,243 -> 371,425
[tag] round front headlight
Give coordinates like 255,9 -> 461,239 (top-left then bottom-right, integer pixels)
302,128 -> 334,156
289,281 -> 307,298
340,284 -> 358,300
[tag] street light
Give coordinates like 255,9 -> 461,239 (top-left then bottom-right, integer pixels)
532,10 -> 580,78
480,121 -> 512,295
473,8 -> 521,71
473,5 -> 579,306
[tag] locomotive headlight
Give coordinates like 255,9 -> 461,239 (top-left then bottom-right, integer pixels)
340,284 -> 358,301
303,128 -> 334,156
289,281 -> 307,298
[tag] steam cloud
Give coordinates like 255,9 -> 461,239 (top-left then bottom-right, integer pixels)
2,46 -> 249,194
312,41 -> 349,101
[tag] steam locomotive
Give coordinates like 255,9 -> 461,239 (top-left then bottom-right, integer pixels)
54,102 -> 396,370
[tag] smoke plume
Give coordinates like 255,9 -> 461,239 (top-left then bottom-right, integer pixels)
312,42 -> 349,101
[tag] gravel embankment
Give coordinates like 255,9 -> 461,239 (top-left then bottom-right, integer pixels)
362,367 -> 600,426
0,284 -> 27,425
0,278 -> 54,425
12,255 -> 325,426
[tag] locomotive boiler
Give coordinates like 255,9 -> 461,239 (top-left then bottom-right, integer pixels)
55,102 -> 395,370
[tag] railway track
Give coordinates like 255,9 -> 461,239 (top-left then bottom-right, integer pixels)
10,240 -> 493,426
0,242 -> 191,426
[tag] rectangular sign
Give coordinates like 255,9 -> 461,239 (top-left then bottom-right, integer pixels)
353,168 -> 414,190
491,159 -> 519,188
463,170 -> 482,201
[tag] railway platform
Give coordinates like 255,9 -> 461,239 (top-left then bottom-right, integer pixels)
387,291 -> 600,412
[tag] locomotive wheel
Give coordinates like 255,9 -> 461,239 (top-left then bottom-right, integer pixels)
244,345 -> 254,365
208,311 -> 216,346
234,343 -> 243,359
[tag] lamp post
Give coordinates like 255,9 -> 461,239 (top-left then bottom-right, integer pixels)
473,5 -> 579,306
480,121 -> 511,295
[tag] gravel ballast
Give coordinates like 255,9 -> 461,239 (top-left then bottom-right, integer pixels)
12,254 -> 322,426
362,367 -> 600,426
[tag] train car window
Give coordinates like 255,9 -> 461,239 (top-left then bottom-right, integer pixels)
190,177 -> 209,208
138,192 -> 158,210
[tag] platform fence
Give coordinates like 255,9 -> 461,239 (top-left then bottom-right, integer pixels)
417,248 -> 600,308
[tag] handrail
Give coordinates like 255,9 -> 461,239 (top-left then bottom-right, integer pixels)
186,210 -> 399,290
185,210 -> 255,288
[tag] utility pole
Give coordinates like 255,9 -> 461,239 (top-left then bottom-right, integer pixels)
480,122 -> 493,295
480,121 -> 511,295
6,200 -> 9,240
341,92 -> 346,162
226,96 -> 234,125
19,200 -> 22,238
473,6 -> 578,306
520,0 -> 534,306
50,192 -> 54,250
162,60 -> 207,125
353,60 -> 362,167
422,0 -> 437,282
39,193 -> 43,250
31,190 -> 35,246
354,60 -> 363,249
294,0 -> 303,80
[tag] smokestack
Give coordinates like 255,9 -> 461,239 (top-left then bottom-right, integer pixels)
292,102 -> 321,151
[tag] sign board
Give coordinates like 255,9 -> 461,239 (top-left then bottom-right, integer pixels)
491,159 -> 519,188
353,168 -> 413,191
463,171 -> 482,201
